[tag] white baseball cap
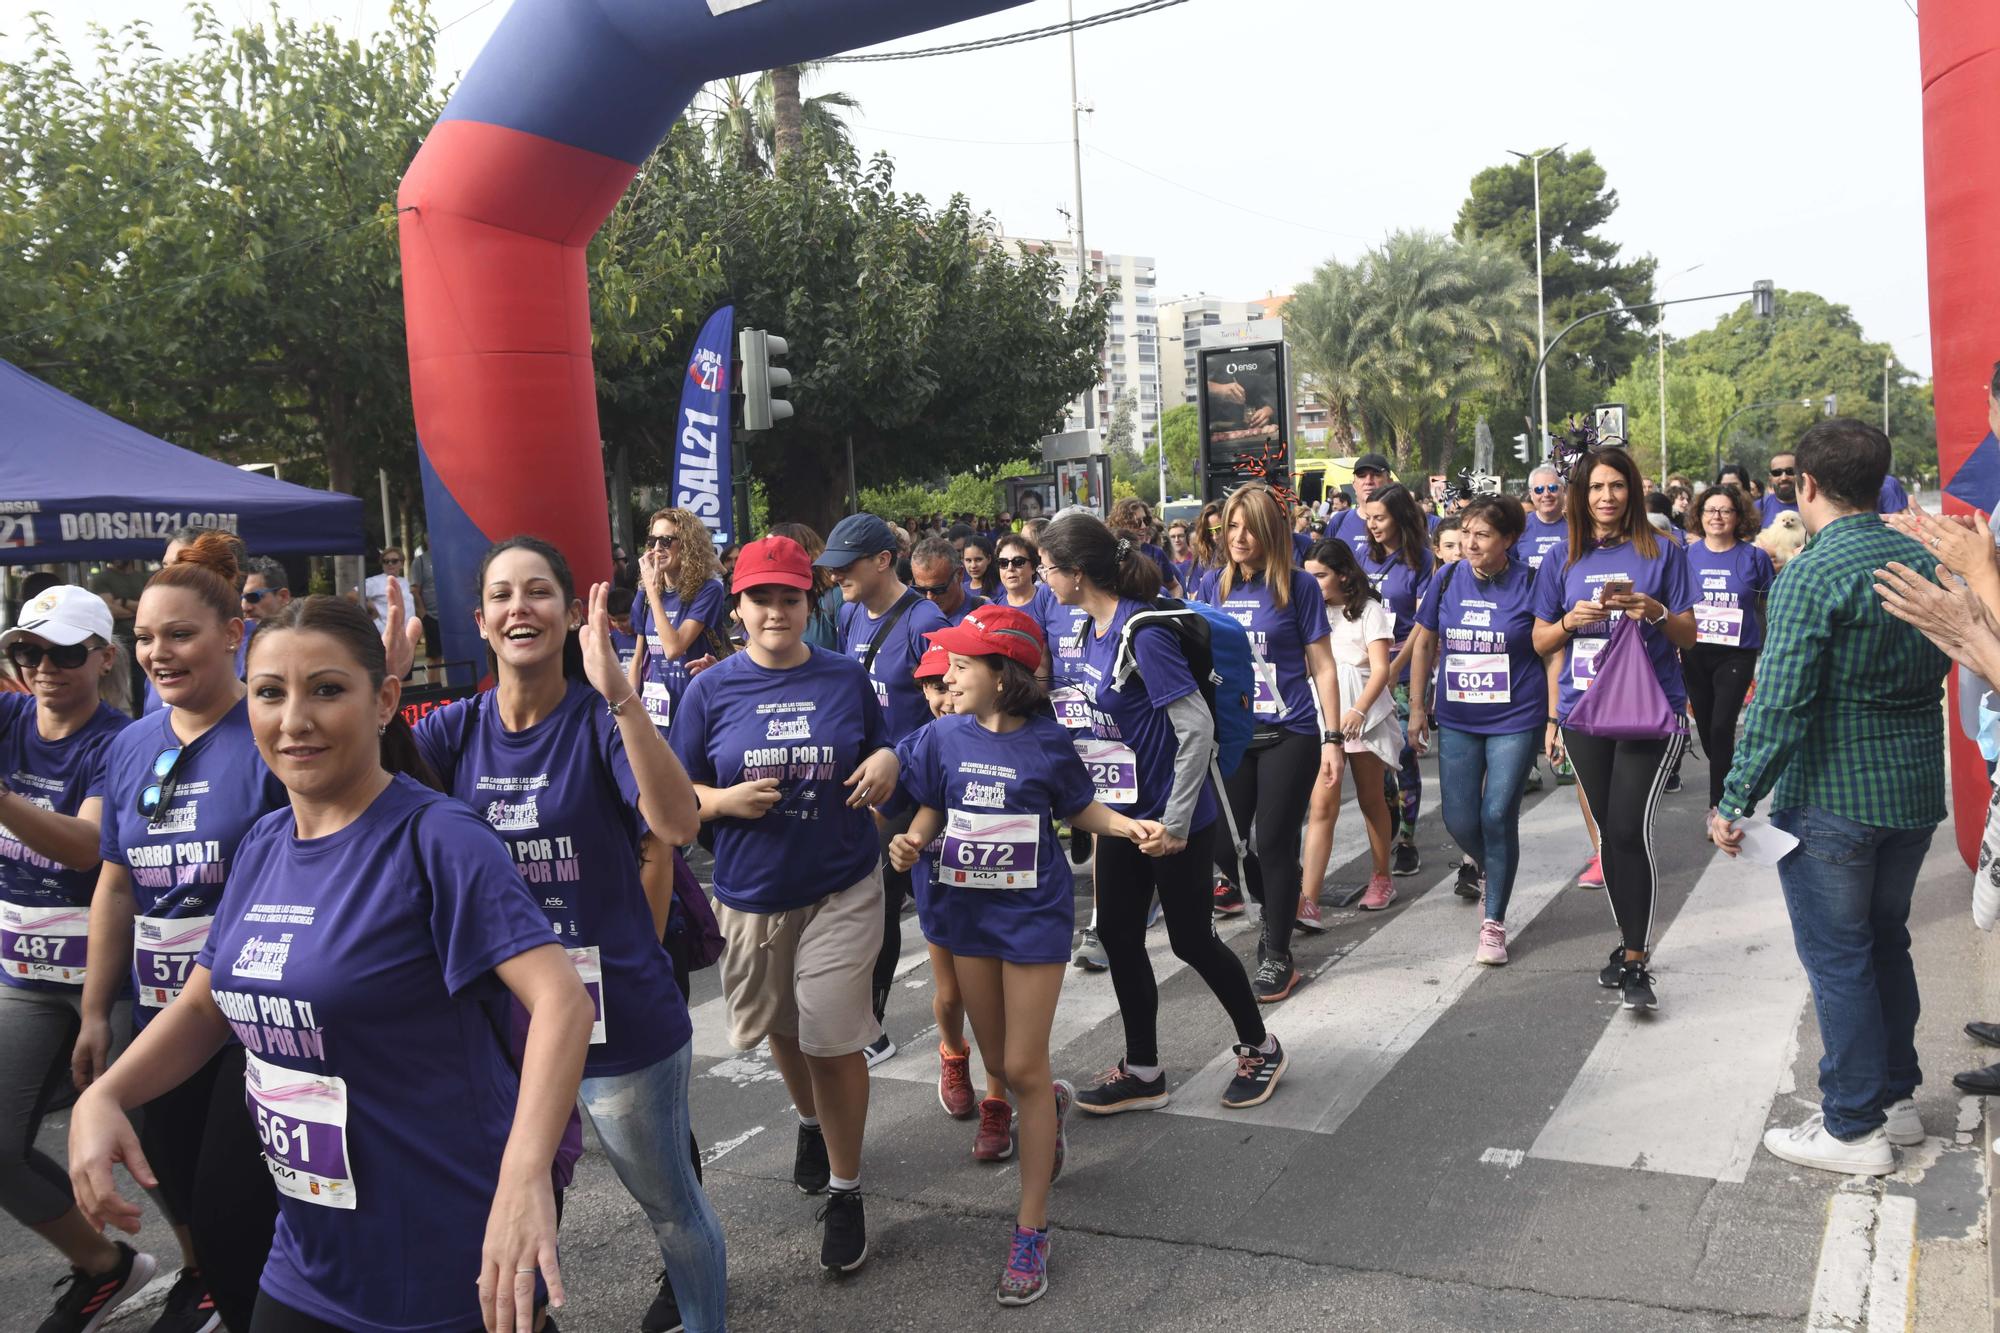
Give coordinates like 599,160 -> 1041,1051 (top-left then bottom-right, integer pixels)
2,585 -> 115,649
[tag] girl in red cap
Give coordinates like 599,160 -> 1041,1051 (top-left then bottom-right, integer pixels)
889,603 -> 1155,1307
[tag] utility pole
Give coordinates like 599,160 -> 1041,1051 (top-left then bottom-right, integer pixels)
1068,0 -> 1095,429
1657,326 -> 1668,489
1508,144 -> 1565,457
1884,354 -> 1894,435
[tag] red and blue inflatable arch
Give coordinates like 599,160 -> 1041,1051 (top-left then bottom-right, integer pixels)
396,0 -> 1030,672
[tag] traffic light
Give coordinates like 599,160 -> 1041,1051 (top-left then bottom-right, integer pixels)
738,328 -> 793,431
1513,433 -> 1530,463
1751,280 -> 1775,319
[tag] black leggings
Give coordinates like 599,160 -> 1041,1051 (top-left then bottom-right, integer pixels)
1561,728 -> 1687,955
142,1043 -> 279,1333
871,810 -> 916,1022
1100,819 -> 1263,1067
1219,728 -> 1321,960
1682,645 -> 1758,809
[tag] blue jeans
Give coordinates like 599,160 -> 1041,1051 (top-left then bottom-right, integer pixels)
1437,726 -> 1541,921
1772,806 -> 1933,1141
578,1041 -> 728,1332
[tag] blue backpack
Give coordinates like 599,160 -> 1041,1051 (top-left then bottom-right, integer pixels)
1110,597 -> 1257,779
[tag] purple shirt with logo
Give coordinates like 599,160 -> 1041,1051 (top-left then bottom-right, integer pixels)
1531,538 -> 1695,724
899,713 -> 1092,964
200,776 -> 553,1333
838,592 -> 950,744
1512,512 -> 1569,570
671,647 -> 887,913
1684,540 -> 1776,652
98,699 -> 288,1028
415,680 -> 690,1075
630,577 -> 726,735
1199,569 -> 1329,735
1415,558 -> 1543,736
1076,600 -> 1218,831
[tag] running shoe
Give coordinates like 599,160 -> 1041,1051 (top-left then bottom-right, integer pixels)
862,1031 -> 897,1068
939,1043 -> 976,1119
1294,894 -> 1327,933
641,1272 -> 683,1333
1453,858 -> 1481,901
1664,769 -> 1683,795
1212,879 -> 1245,916
1253,953 -> 1298,1004
1050,1080 -> 1074,1182
1391,840 -> 1421,877
1475,919 -> 1508,966
995,1225 -> 1050,1306
1577,854 -> 1604,889
1074,1061 -> 1169,1115
1072,927 -> 1108,972
1762,1114 -> 1893,1176
973,1097 -> 1016,1161
818,1188 -> 868,1274
794,1121 -> 831,1194
1221,1036 -> 1287,1109
1597,945 -> 1628,989
1358,875 -> 1396,911
1620,961 -> 1658,1012
145,1268 -> 217,1333
37,1243 -> 156,1333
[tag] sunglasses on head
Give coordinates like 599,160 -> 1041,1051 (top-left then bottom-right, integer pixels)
1531,484 -> 1562,495
994,555 -> 1033,570
137,745 -> 185,821
7,641 -> 94,671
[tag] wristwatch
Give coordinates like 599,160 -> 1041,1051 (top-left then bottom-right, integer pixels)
1322,730 -> 1343,745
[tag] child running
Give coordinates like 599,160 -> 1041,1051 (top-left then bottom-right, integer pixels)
888,605 -> 1156,1306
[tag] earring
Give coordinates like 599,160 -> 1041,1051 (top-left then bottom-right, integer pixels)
377,724 -> 387,737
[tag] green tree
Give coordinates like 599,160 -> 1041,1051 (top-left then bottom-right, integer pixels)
1159,402 -> 1200,497
0,1 -> 444,537
699,63 -> 860,174
1457,147 -> 1658,417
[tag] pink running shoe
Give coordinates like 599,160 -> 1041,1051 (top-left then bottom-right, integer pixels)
1475,918 -> 1508,965
1577,854 -> 1604,889
1358,875 -> 1397,911
1295,895 -> 1327,933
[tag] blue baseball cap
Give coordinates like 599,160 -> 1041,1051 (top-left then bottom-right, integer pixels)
815,513 -> 898,568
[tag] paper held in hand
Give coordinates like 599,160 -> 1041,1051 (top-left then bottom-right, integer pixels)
1732,816 -> 1800,866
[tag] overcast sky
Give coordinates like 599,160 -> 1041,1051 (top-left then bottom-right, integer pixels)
3,0 -> 1937,374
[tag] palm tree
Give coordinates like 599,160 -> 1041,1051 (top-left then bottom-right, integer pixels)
697,64 -> 861,174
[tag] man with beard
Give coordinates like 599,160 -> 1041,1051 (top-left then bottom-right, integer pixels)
1760,450 -> 1801,527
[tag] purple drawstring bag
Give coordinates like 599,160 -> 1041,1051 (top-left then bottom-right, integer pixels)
1565,615 -> 1684,740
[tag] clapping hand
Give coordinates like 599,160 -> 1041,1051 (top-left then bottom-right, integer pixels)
578,583 -> 631,706
381,576 -> 422,681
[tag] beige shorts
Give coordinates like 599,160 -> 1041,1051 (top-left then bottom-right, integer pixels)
716,865 -> 884,1058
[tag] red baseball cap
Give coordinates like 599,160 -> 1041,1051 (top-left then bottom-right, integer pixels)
732,536 -> 814,593
914,645 -> 950,681
926,604 -> 1045,672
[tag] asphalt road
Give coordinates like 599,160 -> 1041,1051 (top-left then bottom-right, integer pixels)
4,746 -> 1992,1332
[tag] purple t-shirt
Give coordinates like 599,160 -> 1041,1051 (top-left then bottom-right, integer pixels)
1684,540 -> 1776,652
1531,538 -> 1695,724
1357,547 -> 1434,646
1075,599 -> 1218,831
838,591 -> 950,744
1325,509 -> 1369,553
671,647 -> 887,913
98,699 -> 288,1027
899,713 -> 1092,965
201,775 -> 553,1333
414,681 -> 690,1076
939,592 -> 989,628
1200,569 -> 1329,735
0,695 -> 129,992
1415,558 -> 1544,736
630,578 -> 726,735
1758,493 -> 1800,528
1513,512 -> 1569,570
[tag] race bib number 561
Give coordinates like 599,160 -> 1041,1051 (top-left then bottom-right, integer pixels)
245,1051 -> 356,1210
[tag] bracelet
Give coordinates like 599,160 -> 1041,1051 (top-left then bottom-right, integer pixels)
605,692 -> 637,716
1546,715 -> 1561,727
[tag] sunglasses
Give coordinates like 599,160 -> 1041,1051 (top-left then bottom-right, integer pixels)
1769,467 -> 1796,477
7,641 -> 94,671
912,582 -> 956,598
241,587 -> 275,605
645,535 -> 680,549
1531,484 -> 1562,495
1206,524 -> 1223,534
137,745 -> 185,821
994,555 -> 1033,570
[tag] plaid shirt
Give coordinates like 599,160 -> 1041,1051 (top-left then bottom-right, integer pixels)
1719,513 -> 1950,828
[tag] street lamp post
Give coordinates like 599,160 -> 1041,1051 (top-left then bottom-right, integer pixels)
1884,354 -> 1894,435
1508,143 -> 1566,457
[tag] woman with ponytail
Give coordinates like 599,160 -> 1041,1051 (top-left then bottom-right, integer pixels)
70,596 -> 595,1333
411,536 -> 727,1332
76,533 -> 286,1331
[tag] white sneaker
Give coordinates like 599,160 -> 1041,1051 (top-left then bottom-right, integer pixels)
1882,1097 -> 1925,1147
1762,1114 -> 1894,1176
863,1032 -> 897,1068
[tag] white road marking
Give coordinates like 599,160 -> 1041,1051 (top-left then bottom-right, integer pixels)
1806,1189 -> 1876,1332
1864,1194 -> 1915,1332
1528,848 -> 1807,1182
1478,1147 -> 1525,1169
700,1124 -> 767,1168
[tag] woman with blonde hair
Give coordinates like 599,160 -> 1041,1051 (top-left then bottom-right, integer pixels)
1199,483 -> 1345,1003
628,506 -> 725,735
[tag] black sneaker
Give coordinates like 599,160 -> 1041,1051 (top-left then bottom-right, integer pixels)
37,1243 -> 156,1333
641,1271 -> 683,1333
1620,962 -> 1659,1012
1252,954 -> 1298,1004
1221,1036 -> 1287,1109
1074,1061 -> 1169,1115
146,1267 -> 218,1333
794,1121 -> 831,1194
862,1032 -> 897,1068
818,1188 -> 868,1274
1664,769 -> 1684,795
1453,858 -> 1481,900
1597,945 -> 1627,989
1391,840 -> 1421,877
1212,880 -> 1245,916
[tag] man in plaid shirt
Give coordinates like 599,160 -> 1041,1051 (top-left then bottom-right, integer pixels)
1710,418 -> 1950,1177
